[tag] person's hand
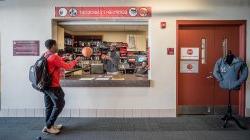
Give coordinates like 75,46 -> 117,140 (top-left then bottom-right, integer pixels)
106,56 -> 112,60
101,54 -> 107,60
101,55 -> 111,60
75,56 -> 81,62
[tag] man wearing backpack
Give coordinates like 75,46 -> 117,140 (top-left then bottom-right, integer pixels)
41,39 -> 80,134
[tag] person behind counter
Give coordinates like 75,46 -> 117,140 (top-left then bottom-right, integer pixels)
134,61 -> 148,77
42,39 -> 80,134
102,45 -> 120,75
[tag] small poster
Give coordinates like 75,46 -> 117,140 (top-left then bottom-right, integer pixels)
127,34 -> 136,51
13,40 -> 39,56
167,48 -> 174,55
181,48 -> 199,60
180,61 -> 199,73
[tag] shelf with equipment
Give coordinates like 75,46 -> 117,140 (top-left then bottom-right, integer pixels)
64,32 -> 74,46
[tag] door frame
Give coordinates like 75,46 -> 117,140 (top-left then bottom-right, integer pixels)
0,32 -> 1,110
176,20 -> 247,117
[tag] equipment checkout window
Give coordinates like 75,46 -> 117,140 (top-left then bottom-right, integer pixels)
52,20 -> 149,84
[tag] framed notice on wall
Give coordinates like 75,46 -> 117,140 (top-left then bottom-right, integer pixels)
13,40 -> 40,56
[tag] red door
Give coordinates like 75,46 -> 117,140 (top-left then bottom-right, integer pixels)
213,26 -> 239,114
178,25 -> 240,115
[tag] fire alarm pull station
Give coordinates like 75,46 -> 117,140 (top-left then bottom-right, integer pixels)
167,48 -> 174,55
161,22 -> 166,29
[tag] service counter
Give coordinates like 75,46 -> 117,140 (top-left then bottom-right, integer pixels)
60,69 -> 150,87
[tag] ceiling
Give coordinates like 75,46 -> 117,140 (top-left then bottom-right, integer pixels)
61,25 -> 148,32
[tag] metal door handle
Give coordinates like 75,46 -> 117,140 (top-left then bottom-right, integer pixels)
206,75 -> 214,79
206,72 -> 214,79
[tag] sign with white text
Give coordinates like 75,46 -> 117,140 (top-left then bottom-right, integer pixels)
55,7 -> 152,18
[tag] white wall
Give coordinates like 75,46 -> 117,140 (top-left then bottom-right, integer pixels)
0,1 -> 2,109
0,0 -> 250,117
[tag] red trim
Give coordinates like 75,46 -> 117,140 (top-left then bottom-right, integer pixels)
176,20 -> 247,117
176,22 -> 180,115
238,23 -> 247,116
177,20 -> 245,26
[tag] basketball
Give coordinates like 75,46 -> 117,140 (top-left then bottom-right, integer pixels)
82,47 -> 93,57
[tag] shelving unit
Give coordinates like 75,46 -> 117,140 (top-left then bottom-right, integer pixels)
61,32 -> 148,74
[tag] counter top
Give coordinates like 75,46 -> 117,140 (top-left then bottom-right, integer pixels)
60,74 -> 150,87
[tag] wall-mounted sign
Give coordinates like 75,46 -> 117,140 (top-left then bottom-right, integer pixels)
55,7 -> 152,18
167,48 -> 174,55
13,40 -> 39,56
181,48 -> 199,60
180,60 -> 199,73
161,22 -> 166,29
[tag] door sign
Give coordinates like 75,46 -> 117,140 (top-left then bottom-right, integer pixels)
181,48 -> 199,60
180,60 -> 199,73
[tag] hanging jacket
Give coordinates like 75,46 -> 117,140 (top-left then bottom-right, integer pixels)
213,57 -> 248,90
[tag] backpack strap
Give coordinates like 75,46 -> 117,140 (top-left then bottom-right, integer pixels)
43,52 -> 56,76
43,51 -> 53,59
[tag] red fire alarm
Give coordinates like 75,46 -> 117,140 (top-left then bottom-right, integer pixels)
167,48 -> 174,55
161,22 -> 166,29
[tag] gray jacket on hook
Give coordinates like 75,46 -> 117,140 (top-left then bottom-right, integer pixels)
213,57 -> 248,90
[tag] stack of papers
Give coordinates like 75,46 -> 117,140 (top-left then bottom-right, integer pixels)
95,78 -> 110,80
111,78 -> 125,80
79,78 -> 95,80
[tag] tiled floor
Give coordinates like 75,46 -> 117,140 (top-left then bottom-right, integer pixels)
0,116 -> 249,140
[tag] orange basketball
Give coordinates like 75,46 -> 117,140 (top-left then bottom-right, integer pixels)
82,47 -> 93,57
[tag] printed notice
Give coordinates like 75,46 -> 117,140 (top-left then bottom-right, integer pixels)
181,48 -> 199,60
180,60 -> 199,73
13,40 -> 39,56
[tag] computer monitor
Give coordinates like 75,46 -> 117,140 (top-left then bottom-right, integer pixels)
137,55 -> 147,63
91,64 -> 104,74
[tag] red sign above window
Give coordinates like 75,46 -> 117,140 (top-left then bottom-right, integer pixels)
55,7 -> 152,18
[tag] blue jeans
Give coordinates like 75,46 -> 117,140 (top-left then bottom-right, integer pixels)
43,87 -> 65,129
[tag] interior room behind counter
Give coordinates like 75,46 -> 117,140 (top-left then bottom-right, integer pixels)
52,20 -> 149,85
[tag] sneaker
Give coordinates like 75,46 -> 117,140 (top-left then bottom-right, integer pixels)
42,127 -> 47,133
42,127 -> 60,134
53,124 -> 63,130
